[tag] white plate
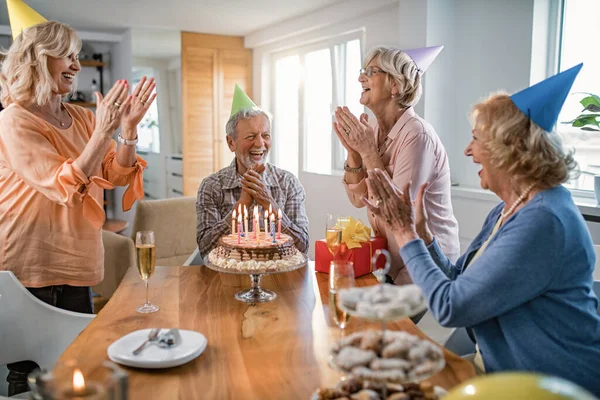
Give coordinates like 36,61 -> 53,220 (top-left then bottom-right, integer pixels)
107,328 -> 207,369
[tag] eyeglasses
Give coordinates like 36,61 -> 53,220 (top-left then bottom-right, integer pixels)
359,67 -> 385,77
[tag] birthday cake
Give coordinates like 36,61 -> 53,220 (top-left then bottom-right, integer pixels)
207,232 -> 306,272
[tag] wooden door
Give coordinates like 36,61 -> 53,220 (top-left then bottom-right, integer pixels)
217,49 -> 253,171
181,33 -> 252,197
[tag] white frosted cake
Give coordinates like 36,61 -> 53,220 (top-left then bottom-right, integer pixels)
207,232 -> 305,272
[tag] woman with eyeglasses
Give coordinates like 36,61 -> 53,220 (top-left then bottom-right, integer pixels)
334,45 -> 459,292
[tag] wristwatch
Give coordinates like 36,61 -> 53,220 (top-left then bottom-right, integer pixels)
344,162 -> 364,173
118,133 -> 138,146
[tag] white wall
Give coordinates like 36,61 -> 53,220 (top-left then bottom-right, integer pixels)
247,0 -> 600,257
109,29 -> 135,236
132,57 -> 177,200
449,0 -> 535,188
249,1 -> 399,258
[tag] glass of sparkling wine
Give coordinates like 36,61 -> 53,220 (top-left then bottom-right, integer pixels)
329,261 -> 354,329
325,214 -> 343,258
136,230 -> 159,314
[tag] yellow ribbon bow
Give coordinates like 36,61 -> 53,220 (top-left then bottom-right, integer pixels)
336,216 -> 371,249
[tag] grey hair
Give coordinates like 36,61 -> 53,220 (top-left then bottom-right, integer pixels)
363,46 -> 422,108
225,107 -> 272,138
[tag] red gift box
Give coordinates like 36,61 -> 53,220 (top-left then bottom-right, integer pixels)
315,237 -> 387,277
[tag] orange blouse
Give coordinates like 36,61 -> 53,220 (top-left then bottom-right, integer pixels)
0,103 -> 146,288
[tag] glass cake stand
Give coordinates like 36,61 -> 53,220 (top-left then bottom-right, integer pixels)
204,252 -> 308,303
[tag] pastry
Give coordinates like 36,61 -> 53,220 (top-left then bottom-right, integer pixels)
338,284 -> 425,320
334,347 -> 377,370
330,330 -> 444,384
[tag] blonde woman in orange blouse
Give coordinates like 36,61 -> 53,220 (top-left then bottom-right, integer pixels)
0,22 -> 156,306
0,20 -> 156,395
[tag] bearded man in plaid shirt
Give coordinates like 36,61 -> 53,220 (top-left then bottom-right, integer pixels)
196,87 -> 309,258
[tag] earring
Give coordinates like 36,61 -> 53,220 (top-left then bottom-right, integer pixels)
391,93 -> 396,98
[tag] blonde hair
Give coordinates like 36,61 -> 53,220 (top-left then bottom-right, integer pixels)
363,46 -> 422,108
0,21 -> 81,107
470,93 -> 579,190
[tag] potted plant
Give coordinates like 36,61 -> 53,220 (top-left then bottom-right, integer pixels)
565,93 -> 600,204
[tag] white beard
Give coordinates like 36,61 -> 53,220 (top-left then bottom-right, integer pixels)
240,151 -> 268,169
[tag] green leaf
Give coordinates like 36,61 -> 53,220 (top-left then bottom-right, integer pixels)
572,116 -> 600,128
581,126 -> 600,131
583,104 -> 600,112
573,113 -> 600,120
579,94 -> 600,109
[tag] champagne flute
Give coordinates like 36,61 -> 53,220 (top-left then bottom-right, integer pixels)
329,260 -> 355,329
325,213 -> 343,258
136,230 -> 159,314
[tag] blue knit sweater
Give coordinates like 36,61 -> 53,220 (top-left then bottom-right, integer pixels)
400,185 -> 600,395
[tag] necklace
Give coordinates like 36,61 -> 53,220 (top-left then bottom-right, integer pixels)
35,104 -> 67,127
500,182 -> 536,220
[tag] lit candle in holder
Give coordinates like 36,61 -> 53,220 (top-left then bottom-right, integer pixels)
231,210 -> 237,236
243,205 -> 249,239
62,368 -> 102,399
237,214 -> 242,244
270,214 -> 276,243
277,208 -> 282,239
264,210 -> 269,236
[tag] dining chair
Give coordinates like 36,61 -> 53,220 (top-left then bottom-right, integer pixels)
92,230 -> 136,312
183,248 -> 203,266
130,197 -> 198,266
443,327 -> 476,357
0,271 -> 95,370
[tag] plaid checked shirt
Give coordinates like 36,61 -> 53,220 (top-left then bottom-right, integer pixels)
196,159 -> 309,257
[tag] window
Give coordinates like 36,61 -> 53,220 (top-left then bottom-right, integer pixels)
555,0 -> 600,192
132,67 -> 160,153
270,33 -> 364,176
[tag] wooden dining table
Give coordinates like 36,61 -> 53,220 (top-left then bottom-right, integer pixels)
59,262 -> 475,399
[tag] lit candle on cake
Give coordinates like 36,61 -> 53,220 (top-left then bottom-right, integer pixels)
253,206 -> 259,240
277,208 -> 282,239
237,214 -> 242,244
264,210 -> 269,236
270,214 -> 276,244
231,209 -> 237,236
243,205 -> 249,239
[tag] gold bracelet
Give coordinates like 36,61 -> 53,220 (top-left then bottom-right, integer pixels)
344,162 -> 364,173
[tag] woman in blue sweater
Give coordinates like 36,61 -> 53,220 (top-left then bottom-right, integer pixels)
363,63 -> 600,396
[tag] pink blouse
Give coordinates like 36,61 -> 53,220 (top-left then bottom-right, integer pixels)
0,103 -> 146,288
344,107 -> 459,284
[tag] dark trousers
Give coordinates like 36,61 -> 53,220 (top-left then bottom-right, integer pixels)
6,285 -> 93,396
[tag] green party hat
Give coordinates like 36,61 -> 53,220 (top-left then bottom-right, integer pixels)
230,84 -> 257,117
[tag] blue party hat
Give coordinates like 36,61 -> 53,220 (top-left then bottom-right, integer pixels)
510,63 -> 583,132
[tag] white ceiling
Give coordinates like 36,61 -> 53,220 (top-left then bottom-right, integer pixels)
0,0 -> 343,36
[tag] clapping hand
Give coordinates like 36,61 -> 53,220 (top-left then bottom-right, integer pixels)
241,167 -> 276,210
362,169 -> 421,247
121,76 -> 157,137
94,80 -> 131,138
238,163 -> 266,207
333,106 -> 377,159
